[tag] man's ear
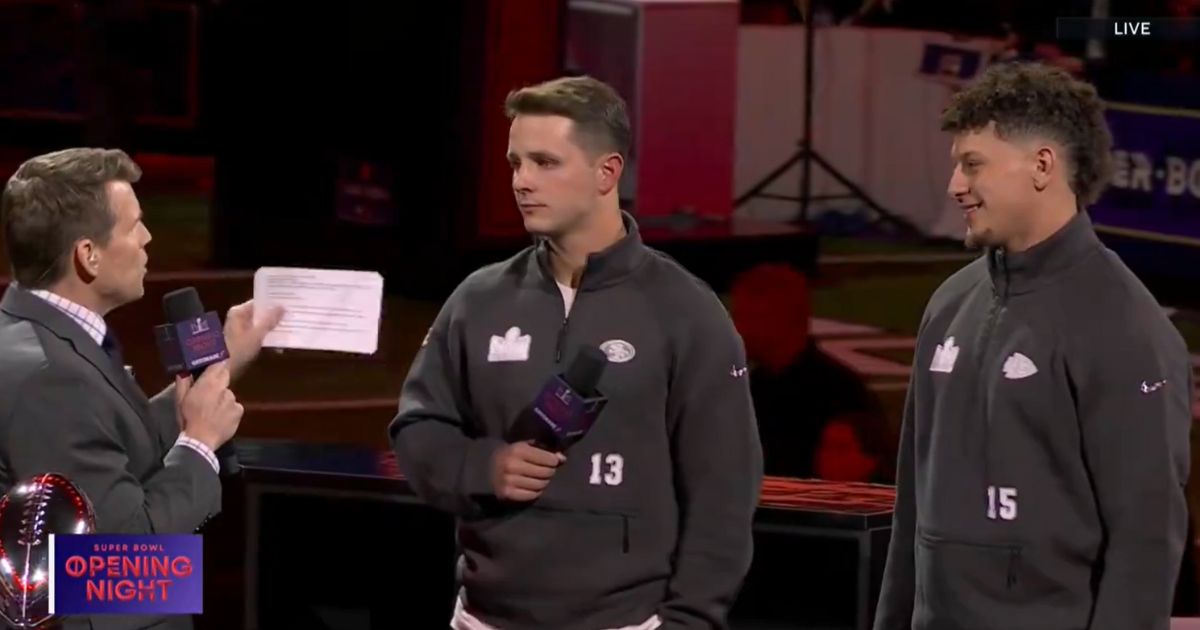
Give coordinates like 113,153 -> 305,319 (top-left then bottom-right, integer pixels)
597,152 -> 624,196
74,239 -> 100,280
1032,145 -> 1057,192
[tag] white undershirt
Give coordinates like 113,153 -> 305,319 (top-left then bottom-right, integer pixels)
557,281 -> 577,316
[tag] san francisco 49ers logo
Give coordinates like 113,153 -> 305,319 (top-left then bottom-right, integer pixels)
599,339 -> 635,363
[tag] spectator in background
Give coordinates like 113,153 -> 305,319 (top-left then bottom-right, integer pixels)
740,0 -> 802,24
1112,0 -> 1199,76
1086,0 -> 1200,107
741,0 -> 878,25
729,262 -> 893,482
1165,0 -> 1200,75
986,0 -> 1092,76
854,0 -> 1008,35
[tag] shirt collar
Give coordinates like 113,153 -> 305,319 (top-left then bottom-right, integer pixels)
532,210 -> 649,291
24,286 -> 108,347
985,210 -> 1102,298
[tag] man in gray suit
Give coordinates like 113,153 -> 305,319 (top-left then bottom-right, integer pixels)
0,148 -> 282,629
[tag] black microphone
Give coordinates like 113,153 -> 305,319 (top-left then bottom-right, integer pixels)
156,287 -> 238,475
522,346 -> 609,451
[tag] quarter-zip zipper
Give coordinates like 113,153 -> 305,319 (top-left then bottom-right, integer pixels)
1007,547 -> 1020,589
555,318 -> 568,364
552,268 -> 586,365
979,270 -> 1004,514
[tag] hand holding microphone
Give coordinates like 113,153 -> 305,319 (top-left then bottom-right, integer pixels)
172,361 -> 244,452
156,287 -> 242,474
491,441 -> 566,502
526,345 -> 608,451
493,346 -> 609,502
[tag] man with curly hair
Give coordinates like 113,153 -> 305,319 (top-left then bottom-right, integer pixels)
874,61 -> 1195,629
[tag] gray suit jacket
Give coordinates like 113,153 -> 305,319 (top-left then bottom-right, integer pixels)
0,286 -> 219,630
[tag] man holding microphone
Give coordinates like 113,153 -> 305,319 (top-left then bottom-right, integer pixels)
0,147 -> 281,628
391,76 -> 763,629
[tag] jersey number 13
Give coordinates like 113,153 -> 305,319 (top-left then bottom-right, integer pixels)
589,453 -> 624,486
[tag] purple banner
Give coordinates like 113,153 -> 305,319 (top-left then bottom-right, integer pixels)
1091,104 -> 1200,243
50,534 -> 203,616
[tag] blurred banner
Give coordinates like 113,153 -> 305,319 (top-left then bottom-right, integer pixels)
0,0 -> 198,128
50,534 -> 203,616
335,159 -> 397,227
734,26 -> 996,238
736,26 -> 1200,249
566,0 -> 739,224
1092,104 -> 1200,246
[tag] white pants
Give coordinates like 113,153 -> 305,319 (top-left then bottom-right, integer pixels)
451,594 -> 662,630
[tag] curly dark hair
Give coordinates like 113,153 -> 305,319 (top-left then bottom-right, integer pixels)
940,62 -> 1113,206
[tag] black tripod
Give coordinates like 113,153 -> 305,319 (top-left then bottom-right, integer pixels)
735,1 -> 918,234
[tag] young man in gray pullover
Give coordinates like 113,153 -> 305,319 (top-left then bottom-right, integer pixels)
875,61 -> 1195,630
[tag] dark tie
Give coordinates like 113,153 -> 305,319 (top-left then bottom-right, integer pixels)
100,328 -> 152,431
101,330 -> 129,377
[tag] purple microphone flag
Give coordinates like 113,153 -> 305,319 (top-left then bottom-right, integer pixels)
49,534 -> 203,615
532,375 -> 607,445
154,312 -> 228,376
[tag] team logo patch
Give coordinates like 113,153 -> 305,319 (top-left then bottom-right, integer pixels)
930,336 -> 959,373
488,326 -> 531,362
1002,352 -> 1038,379
599,339 -> 636,363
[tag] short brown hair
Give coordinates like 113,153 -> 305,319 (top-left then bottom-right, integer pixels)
1,148 -> 142,288
505,75 -> 632,159
940,62 -> 1113,206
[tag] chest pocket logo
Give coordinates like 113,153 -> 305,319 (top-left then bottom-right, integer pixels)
930,336 -> 959,373
1002,352 -> 1038,380
488,326 -> 531,362
599,339 -> 636,363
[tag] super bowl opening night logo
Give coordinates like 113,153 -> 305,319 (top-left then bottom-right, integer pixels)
62,543 -> 190,601
51,534 -> 203,615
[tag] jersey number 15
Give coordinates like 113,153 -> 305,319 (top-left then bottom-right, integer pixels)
987,485 -> 1018,521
